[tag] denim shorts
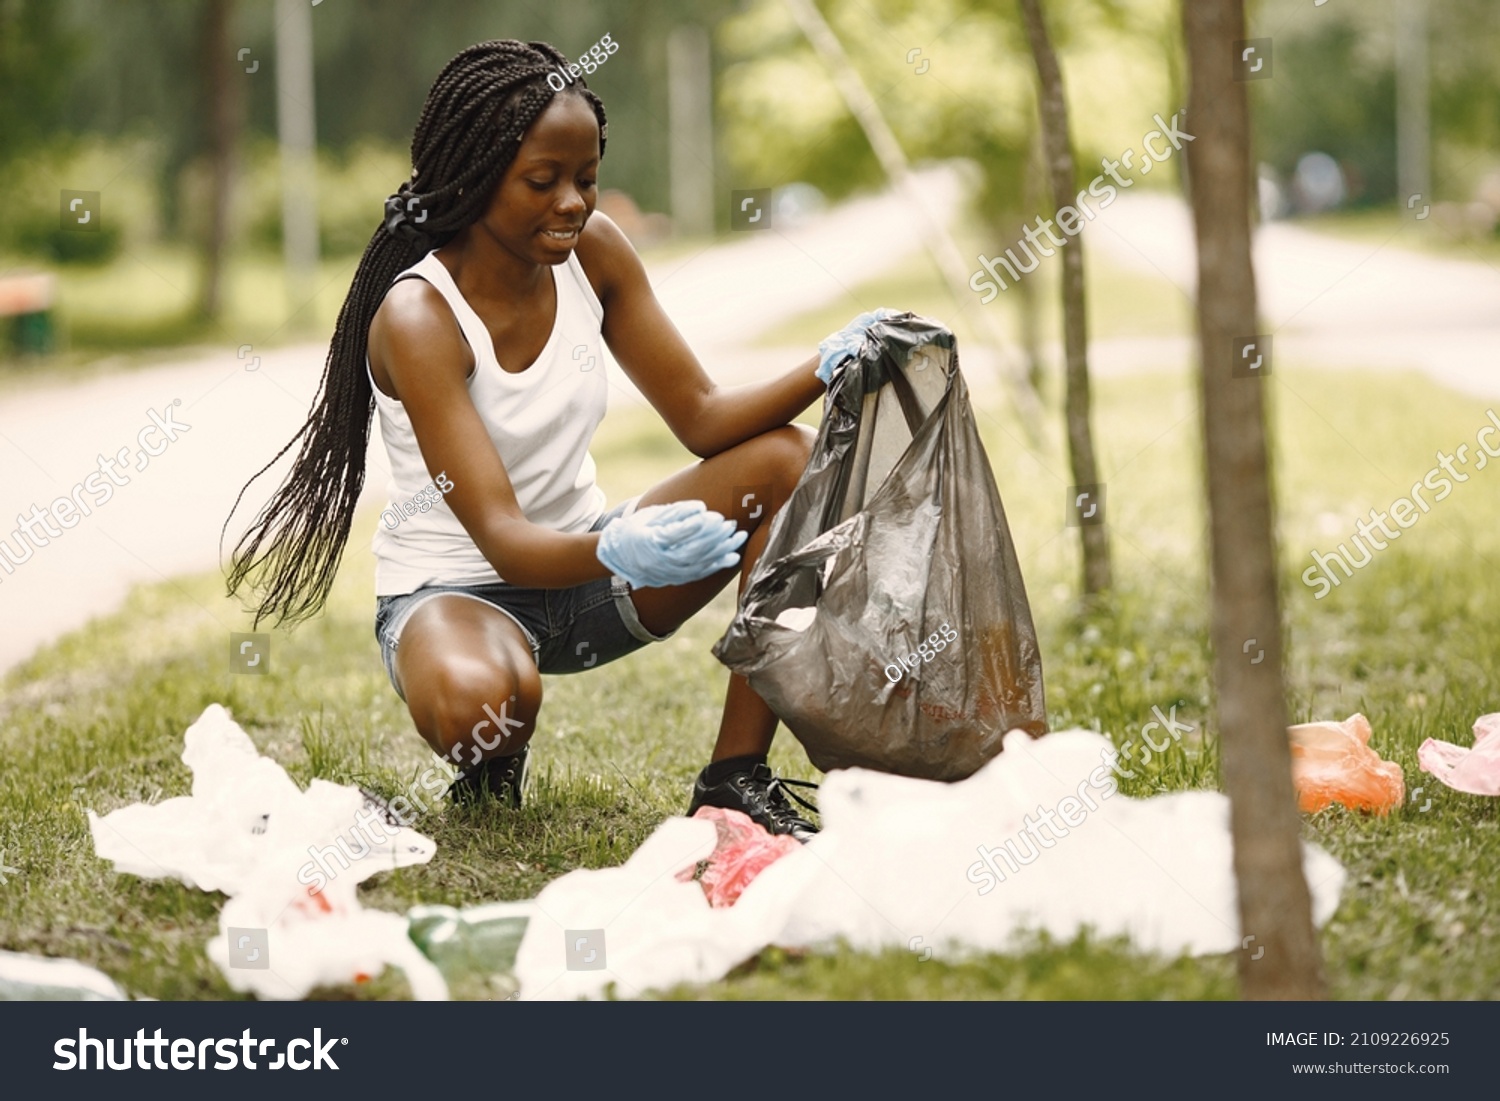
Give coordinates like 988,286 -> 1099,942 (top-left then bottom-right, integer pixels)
373,497 -> 675,701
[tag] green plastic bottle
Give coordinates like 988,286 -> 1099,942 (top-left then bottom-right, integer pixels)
407,901 -> 533,985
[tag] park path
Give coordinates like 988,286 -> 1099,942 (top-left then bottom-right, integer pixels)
1077,191 -> 1500,400
2,179 -> 1496,675
0,168 -> 964,675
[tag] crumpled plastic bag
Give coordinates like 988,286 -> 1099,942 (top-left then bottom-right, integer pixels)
1287,713 -> 1405,814
89,704 -> 447,1000
1419,712 -> 1500,796
511,815 -> 810,1001
0,949 -> 127,1001
512,728 -> 1346,999
679,807 -> 801,908
714,313 -> 1046,782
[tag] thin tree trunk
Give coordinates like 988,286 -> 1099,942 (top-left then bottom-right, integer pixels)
1017,0 -> 1111,595
197,0 -> 241,322
1015,122 -> 1045,400
1182,0 -> 1326,1000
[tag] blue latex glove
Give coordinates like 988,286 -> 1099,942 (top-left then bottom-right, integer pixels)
816,308 -> 899,386
596,500 -> 749,589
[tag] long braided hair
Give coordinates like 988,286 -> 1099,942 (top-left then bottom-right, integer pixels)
224,40 -> 607,628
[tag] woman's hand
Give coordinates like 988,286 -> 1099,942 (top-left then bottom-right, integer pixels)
816,308 -> 900,386
596,500 -> 747,588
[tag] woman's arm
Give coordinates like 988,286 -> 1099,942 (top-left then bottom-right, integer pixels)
368,279 -> 610,589
577,214 -> 825,459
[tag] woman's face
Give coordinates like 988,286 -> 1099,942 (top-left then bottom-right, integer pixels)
477,92 -> 600,266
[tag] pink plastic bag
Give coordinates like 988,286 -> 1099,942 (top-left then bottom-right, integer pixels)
679,807 -> 801,908
1419,712 -> 1500,796
1288,713 -> 1404,815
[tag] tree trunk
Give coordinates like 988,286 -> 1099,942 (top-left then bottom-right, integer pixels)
1015,122 -> 1045,400
1017,0 -> 1111,596
196,0 -> 241,322
1182,0 -> 1326,1000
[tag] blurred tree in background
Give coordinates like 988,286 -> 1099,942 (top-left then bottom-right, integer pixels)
0,0 -> 734,266
1252,0 -> 1500,208
0,0 -> 1496,347
0,0 -> 80,170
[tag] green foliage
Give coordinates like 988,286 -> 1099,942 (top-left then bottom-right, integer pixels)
0,0 -> 82,173
1252,0 -> 1500,206
1,136 -> 159,265
227,137 -> 411,256
717,0 -> 1035,215
717,0 -> 1183,240
1251,15 -> 1397,206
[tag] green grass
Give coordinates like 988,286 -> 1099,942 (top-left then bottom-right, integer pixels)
2,361 -> 1498,1000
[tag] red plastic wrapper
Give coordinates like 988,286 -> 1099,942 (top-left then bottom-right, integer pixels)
680,807 -> 801,908
1288,713 -> 1404,815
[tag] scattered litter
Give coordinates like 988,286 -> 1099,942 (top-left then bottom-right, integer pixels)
513,814 -> 805,1001
82,709 -> 1357,1002
681,807 -> 801,908
0,949 -> 126,1001
89,704 -> 448,1000
1288,713 -> 1405,814
512,728 -> 1346,1000
1419,712 -> 1500,797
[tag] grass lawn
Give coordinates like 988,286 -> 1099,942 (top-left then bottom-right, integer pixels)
1,356 -> 1497,1000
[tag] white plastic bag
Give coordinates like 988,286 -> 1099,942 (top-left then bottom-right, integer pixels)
512,728 -> 1346,998
89,704 -> 446,1000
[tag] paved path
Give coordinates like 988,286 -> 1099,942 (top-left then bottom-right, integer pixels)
1081,191 -> 1500,400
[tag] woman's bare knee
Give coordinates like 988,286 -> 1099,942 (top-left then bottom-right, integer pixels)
766,423 -> 814,500
409,653 -> 542,765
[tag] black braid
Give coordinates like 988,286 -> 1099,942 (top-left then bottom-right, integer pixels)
223,39 -> 607,628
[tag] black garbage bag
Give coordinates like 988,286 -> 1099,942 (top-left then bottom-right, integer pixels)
713,313 -> 1046,781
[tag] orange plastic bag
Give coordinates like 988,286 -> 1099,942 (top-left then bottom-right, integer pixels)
1288,713 -> 1404,814
679,807 -> 801,908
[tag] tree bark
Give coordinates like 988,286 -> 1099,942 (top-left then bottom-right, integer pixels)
1182,0 -> 1326,999
196,0 -> 241,322
1015,122 -> 1045,400
1017,0 -> 1112,595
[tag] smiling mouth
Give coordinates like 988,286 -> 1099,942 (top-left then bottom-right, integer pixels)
542,227 -> 581,241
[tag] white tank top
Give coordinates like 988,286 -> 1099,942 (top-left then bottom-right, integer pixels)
369,249 -> 609,594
